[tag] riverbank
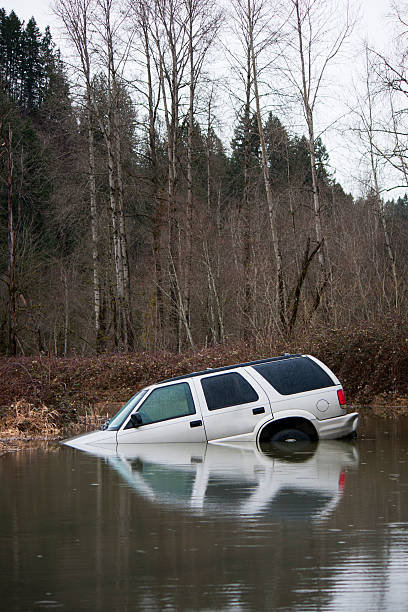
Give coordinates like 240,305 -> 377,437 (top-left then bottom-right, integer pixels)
1,325 -> 407,450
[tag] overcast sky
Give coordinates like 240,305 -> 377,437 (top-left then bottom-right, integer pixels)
0,0 -> 400,197
2,0 -> 393,48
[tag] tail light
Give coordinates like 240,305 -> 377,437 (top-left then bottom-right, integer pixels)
337,388 -> 346,406
339,471 -> 346,490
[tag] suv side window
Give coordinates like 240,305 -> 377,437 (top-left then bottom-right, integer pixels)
137,382 -> 196,424
201,372 -> 259,411
253,357 -> 334,395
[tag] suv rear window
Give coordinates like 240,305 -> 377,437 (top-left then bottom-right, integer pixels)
253,357 -> 334,395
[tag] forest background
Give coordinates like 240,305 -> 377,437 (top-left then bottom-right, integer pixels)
1,0 -> 408,420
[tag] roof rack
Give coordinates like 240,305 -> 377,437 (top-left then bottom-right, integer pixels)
158,353 -> 302,384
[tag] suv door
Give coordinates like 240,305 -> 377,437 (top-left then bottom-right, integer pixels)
193,369 -> 271,442
116,380 -> 206,443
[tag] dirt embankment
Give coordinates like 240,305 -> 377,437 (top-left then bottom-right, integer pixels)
1,322 -> 407,450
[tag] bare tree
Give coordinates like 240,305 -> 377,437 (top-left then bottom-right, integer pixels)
280,0 -> 353,277
351,46 -> 399,309
0,123 -> 19,354
229,0 -> 288,331
150,0 -> 192,349
227,1 -> 255,334
183,0 -> 221,336
138,0 -> 218,350
94,0 -> 135,349
130,0 -> 165,343
55,0 -> 135,350
362,5 -> 408,189
247,0 -> 288,329
203,86 -> 225,343
54,0 -> 103,349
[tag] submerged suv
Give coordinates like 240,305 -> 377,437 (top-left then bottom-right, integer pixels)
65,354 -> 358,447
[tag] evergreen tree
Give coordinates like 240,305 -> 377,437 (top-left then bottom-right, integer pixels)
0,9 -> 23,103
229,112 -> 261,199
20,17 -> 42,110
264,113 -> 291,190
0,9 -> 65,114
0,92 -> 51,244
287,134 -> 331,188
314,137 -> 331,184
386,194 -> 408,221
288,135 -> 311,187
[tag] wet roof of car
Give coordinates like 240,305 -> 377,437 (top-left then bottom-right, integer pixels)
158,353 -> 303,384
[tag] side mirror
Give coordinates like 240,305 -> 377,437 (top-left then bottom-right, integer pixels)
130,412 -> 143,428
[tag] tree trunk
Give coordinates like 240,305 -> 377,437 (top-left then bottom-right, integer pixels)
364,50 -> 399,310
142,10 -> 164,342
112,90 -> 133,348
155,16 -> 182,350
185,4 -> 194,338
248,1 -> 286,330
242,44 -> 253,336
102,4 -> 131,350
295,0 -> 325,270
86,91 -> 103,352
5,126 -> 18,355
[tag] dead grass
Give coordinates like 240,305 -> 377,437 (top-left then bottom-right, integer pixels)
1,400 -> 63,437
0,399 -> 107,440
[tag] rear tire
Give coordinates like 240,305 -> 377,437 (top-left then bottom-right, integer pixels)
270,428 -> 311,443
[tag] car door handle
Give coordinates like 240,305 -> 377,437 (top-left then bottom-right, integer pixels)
190,420 -> 203,428
252,407 -> 265,415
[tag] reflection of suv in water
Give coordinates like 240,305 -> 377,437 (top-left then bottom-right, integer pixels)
66,354 -> 358,447
66,441 -> 359,523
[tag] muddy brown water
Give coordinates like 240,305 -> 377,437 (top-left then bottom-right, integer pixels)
1,415 -> 408,611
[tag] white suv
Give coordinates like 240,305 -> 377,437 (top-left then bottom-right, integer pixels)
65,354 -> 358,447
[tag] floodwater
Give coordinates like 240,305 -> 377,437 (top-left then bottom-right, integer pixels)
1,415 -> 408,611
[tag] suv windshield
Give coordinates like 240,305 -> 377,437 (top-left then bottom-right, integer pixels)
107,388 -> 149,430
